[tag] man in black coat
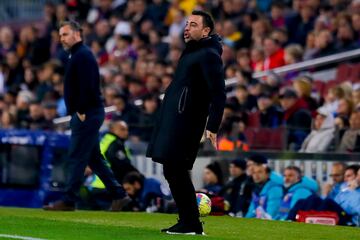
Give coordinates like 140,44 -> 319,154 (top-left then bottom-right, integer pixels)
146,10 -> 226,235
43,20 -> 130,211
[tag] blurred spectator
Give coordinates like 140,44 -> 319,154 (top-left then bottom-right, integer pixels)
250,47 -> 264,72
221,158 -> 252,217
300,107 -> 335,153
227,84 -> 257,113
263,37 -> 285,71
312,29 -> 336,58
343,165 -> 360,187
279,88 -> 312,150
335,23 -> 359,52
283,44 -> 304,81
352,87 -> 360,110
334,167 -> 360,226
245,163 -> 283,219
26,102 -> 45,130
200,161 -> 224,195
218,115 -> 249,152
4,51 -> 24,91
108,94 -> 139,135
323,162 -> 346,199
0,110 -> 15,129
0,26 -> 16,61
293,76 -> 318,114
322,86 -> 345,115
275,166 -> 313,220
337,111 -> 360,152
136,93 -> 160,142
122,171 -> 172,212
42,101 -> 58,131
270,2 -> 286,29
256,92 -> 283,128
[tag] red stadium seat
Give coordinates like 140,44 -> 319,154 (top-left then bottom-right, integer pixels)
244,127 -> 285,150
349,63 -> 360,83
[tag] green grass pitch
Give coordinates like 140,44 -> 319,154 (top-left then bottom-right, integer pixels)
0,207 -> 359,239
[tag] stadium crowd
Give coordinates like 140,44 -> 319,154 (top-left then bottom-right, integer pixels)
1,0 -> 360,225
0,0 -> 359,151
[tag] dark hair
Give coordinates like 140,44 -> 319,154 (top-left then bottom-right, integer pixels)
59,20 -> 82,33
345,165 -> 360,175
191,10 -> 215,34
122,171 -> 145,186
285,166 -> 302,179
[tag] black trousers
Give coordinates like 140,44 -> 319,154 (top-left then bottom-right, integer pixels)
63,108 -> 126,204
163,161 -> 199,223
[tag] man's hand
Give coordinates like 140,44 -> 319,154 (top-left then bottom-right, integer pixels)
206,130 -> 217,150
77,112 -> 86,122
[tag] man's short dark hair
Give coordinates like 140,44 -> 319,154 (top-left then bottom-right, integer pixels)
123,171 -> 145,185
345,165 -> 360,175
59,20 -> 82,33
191,10 -> 214,34
285,166 -> 302,178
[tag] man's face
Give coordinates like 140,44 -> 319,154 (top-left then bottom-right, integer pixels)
114,122 -> 129,139
330,165 -> 344,184
123,182 -> 141,197
252,165 -> 268,184
280,98 -> 296,111
184,15 -> 210,43
59,25 -> 80,51
284,169 -> 299,187
344,169 -> 356,183
229,164 -> 243,178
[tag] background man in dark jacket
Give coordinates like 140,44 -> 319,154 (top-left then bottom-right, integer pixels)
43,20 -> 129,211
146,10 -> 226,235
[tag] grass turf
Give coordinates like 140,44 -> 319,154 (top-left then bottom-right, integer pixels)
0,207 -> 359,240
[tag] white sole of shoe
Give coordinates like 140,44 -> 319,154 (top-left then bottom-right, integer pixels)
165,231 -> 205,236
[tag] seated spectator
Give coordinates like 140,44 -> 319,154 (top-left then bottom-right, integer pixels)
335,98 -> 354,119
256,92 -> 283,128
0,110 -> 15,129
353,87 -> 360,110
136,94 -> 160,142
245,163 -> 283,219
335,167 -> 360,226
25,101 -> 46,130
218,115 -> 249,152
42,101 -> 59,130
279,88 -> 312,150
122,172 -> 172,212
334,115 -> 350,146
283,44 -> 304,81
300,107 -> 335,153
227,84 -> 257,113
293,76 -> 318,115
342,165 -> 360,190
323,162 -> 346,199
200,161 -> 224,195
220,159 -> 252,217
322,86 -> 345,116
337,111 -> 360,152
262,37 -> 285,71
246,154 -> 283,185
276,166 -> 313,220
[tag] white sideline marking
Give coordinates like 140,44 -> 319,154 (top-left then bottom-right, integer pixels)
0,234 -> 48,240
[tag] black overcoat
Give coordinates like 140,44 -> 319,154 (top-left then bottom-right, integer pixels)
146,35 -> 226,169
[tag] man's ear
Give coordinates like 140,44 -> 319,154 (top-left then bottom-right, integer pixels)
203,27 -> 211,37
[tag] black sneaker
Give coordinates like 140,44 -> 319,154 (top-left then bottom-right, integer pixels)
164,221 -> 204,235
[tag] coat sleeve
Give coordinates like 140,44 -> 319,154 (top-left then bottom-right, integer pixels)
265,186 -> 283,219
199,50 -> 226,133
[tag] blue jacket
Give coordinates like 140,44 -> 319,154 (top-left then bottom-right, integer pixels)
301,176 -> 319,193
327,182 -> 344,200
246,179 -> 283,219
271,173 -> 319,193
335,188 -> 360,225
276,181 -> 313,220
136,178 -> 171,211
